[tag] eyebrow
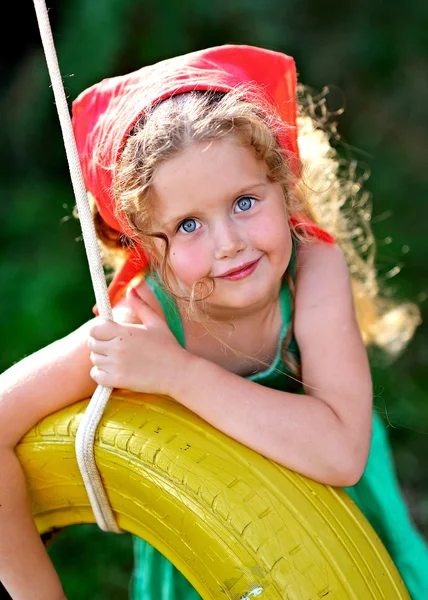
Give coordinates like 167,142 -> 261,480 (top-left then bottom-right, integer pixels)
160,181 -> 268,230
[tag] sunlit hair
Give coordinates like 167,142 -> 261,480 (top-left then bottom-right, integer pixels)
91,85 -> 420,377
295,85 -> 420,357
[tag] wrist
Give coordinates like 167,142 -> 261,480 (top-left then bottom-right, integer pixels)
164,348 -> 200,400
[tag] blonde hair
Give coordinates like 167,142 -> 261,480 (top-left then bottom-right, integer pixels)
295,85 -> 420,356
92,85 -> 420,375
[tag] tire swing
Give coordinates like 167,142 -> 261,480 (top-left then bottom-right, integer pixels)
28,2 -> 410,599
18,392 -> 409,600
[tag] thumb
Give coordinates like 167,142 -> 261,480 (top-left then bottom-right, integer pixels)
126,287 -> 161,326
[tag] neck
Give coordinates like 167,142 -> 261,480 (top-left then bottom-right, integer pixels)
180,279 -> 282,342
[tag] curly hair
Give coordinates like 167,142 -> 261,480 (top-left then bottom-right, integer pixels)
87,85 -> 420,377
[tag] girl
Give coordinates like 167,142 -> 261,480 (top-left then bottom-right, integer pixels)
0,44 -> 427,600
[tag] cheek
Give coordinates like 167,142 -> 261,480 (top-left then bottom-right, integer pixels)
169,242 -> 211,288
250,212 -> 292,264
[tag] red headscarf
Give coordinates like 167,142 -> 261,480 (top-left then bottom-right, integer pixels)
71,44 -> 334,307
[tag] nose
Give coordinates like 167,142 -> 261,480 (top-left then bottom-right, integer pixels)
213,219 -> 246,260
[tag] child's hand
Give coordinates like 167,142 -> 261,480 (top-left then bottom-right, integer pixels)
88,288 -> 188,396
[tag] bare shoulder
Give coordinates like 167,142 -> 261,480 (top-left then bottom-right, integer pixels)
293,241 -> 372,482
293,240 -> 372,417
295,241 -> 353,312
294,241 -> 361,366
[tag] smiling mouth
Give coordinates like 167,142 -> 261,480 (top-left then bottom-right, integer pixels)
217,257 -> 261,281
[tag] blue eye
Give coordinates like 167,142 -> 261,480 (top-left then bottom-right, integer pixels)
178,218 -> 200,234
235,196 -> 255,212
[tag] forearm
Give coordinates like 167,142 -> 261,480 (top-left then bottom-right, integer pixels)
0,324 -> 96,449
0,448 -> 66,600
171,353 -> 368,486
0,324 -> 96,598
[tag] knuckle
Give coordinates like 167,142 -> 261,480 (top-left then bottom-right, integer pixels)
113,338 -> 125,352
91,318 -> 115,339
88,317 -> 103,336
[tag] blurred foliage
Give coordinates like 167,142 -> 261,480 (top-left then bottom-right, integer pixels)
1,0 -> 427,597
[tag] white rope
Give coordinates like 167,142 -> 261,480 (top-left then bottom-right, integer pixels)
33,0 -> 121,534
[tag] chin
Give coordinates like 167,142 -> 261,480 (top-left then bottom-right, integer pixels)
210,279 -> 275,311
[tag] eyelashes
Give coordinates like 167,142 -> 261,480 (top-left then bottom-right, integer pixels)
176,196 -> 257,235
177,218 -> 201,234
235,196 -> 256,213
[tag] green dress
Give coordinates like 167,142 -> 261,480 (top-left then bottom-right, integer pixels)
131,260 -> 428,600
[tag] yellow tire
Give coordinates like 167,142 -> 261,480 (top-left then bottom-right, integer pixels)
17,391 -> 409,599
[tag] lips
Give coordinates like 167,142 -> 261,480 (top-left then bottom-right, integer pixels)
217,257 -> 261,280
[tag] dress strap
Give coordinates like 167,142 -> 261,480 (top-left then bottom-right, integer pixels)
144,273 -> 185,348
288,236 -> 298,279
248,241 -> 297,384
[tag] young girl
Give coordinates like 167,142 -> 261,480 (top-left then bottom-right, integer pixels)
0,44 -> 427,600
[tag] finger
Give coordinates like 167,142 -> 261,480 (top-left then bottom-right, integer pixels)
89,351 -> 110,366
90,366 -> 112,387
126,287 -> 162,326
89,318 -> 120,341
87,337 -> 110,355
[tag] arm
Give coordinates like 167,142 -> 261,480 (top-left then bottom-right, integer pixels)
90,244 -> 372,487
0,321 -> 97,600
170,243 -> 373,486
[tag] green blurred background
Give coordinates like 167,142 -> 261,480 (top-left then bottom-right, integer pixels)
1,0 -> 427,598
